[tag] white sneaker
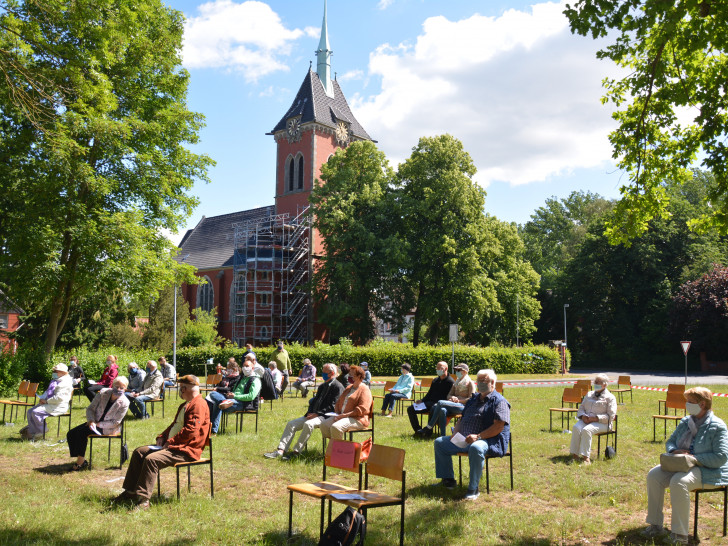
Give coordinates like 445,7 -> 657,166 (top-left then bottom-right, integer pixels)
640,525 -> 666,538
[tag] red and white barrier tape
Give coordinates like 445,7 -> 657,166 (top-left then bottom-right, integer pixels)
631,385 -> 728,397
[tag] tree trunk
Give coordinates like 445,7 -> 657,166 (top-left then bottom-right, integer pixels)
411,282 -> 425,347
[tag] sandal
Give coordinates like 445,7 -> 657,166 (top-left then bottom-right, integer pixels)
72,460 -> 89,471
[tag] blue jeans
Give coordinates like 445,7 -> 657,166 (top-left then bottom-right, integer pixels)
434,435 -> 489,491
128,395 -> 152,418
382,392 -> 407,412
427,400 -> 464,435
208,391 -> 252,433
164,380 -> 175,388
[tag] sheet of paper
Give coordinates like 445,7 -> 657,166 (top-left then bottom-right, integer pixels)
88,423 -> 101,435
87,379 -> 97,385
330,440 -> 357,469
413,402 -> 426,411
324,412 -> 338,417
329,493 -> 367,500
450,432 -> 469,449
146,445 -> 163,451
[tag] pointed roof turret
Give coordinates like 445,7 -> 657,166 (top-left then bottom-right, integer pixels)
316,0 -> 334,98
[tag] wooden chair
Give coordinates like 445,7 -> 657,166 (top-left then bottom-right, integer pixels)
694,485 -> 728,541
457,435 -> 513,493
652,392 -> 686,441
89,417 -> 127,470
165,373 -> 179,400
658,384 -> 686,414
574,379 -> 591,393
287,439 -> 365,541
348,402 -> 375,443
43,398 -> 73,440
0,380 -> 29,422
292,376 -> 318,398
157,436 -> 214,500
495,381 -> 505,395
0,381 -> 39,422
326,444 -> 407,545
221,395 -> 259,434
372,381 -> 396,403
549,388 -> 584,432
147,383 -> 166,418
595,415 -> 618,458
610,376 -> 633,404
199,374 -> 223,395
414,377 -> 432,398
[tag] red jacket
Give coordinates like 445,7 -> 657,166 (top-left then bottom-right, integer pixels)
99,364 -> 119,387
158,394 -> 211,460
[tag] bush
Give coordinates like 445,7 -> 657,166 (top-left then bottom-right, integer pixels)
107,323 -> 143,349
0,348 -> 45,396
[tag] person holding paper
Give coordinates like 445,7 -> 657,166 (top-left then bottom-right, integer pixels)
417,363 -> 475,438
569,373 -> 617,465
112,375 -> 211,510
320,365 -> 373,440
642,387 -> 728,545
433,369 -> 510,501
66,376 -> 130,471
264,363 -> 343,459
380,363 -> 414,417
20,363 -> 74,440
409,361 -> 455,434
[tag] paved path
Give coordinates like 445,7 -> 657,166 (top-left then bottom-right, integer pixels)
503,369 -> 728,387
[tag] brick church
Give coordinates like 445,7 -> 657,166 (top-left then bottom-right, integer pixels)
177,1 -> 371,345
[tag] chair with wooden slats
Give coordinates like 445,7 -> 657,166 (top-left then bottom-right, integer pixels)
548,388 -> 584,431
610,376 -> 633,404
653,391 -> 686,441
371,381 -> 396,403
495,381 -> 505,395
658,384 -> 686,414
157,436 -> 214,500
457,435 -> 513,493
89,417 -> 127,470
0,380 -> 29,422
43,398 -> 73,440
2,382 -> 40,422
595,414 -> 618,458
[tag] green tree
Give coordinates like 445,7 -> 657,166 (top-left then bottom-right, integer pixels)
181,307 -> 221,348
310,141 -> 406,344
396,135 -> 497,346
0,0 -> 210,359
564,0 -> 728,242
143,286 -> 189,352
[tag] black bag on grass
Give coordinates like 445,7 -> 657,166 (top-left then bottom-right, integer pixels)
318,506 -> 365,546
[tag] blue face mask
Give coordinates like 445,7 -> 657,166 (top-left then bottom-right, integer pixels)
146,367 -> 152,375
322,372 -> 330,382
455,371 -> 463,379
129,368 -> 138,375
593,383 -> 605,392
51,372 -> 59,380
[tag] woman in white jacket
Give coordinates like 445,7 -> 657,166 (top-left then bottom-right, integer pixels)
21,363 -> 74,440
569,373 -> 617,464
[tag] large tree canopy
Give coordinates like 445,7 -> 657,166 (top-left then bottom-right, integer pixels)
565,0 -> 728,243
0,0 -> 211,357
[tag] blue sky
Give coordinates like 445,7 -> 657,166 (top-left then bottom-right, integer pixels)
166,0 -> 627,242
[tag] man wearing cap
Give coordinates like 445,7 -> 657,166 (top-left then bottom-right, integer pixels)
21,363 -> 74,440
113,375 -> 211,510
416,363 -> 475,439
409,361 -> 455,434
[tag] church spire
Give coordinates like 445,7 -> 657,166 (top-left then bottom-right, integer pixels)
316,0 -> 334,97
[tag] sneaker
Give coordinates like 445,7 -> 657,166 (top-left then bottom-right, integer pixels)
440,478 -> 457,490
264,450 -> 283,459
640,525 -> 666,538
663,533 -> 688,545
71,460 -> 89,472
464,488 -> 480,500
282,451 -> 300,461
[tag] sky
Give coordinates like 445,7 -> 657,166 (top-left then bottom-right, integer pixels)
166,0 -> 628,244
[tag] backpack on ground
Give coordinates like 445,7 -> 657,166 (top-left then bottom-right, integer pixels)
318,506 -> 365,546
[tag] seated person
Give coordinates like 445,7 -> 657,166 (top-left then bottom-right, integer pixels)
360,361 -> 372,386
292,358 -> 317,398
434,369 -> 510,501
265,363 -> 343,459
207,358 -> 261,435
112,375 -> 211,510
66,376 -> 130,471
242,353 -> 266,378
209,360 -> 242,398
417,363 -> 475,438
127,362 -> 146,393
381,363 -> 414,417
642,387 -> 728,545
21,363 -> 74,440
126,360 -> 163,419
266,361 -> 283,396
160,356 -> 176,389
409,361 -> 455,434
68,356 -> 85,388
336,363 -> 350,388
320,365 -> 373,440
569,373 -> 617,465
84,355 -> 119,401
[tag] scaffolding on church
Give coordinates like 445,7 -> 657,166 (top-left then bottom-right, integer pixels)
231,207 -> 311,346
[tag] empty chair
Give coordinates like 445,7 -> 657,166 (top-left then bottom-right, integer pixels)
549,388 -> 584,432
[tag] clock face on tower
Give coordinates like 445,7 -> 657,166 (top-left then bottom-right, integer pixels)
335,121 -> 350,146
286,117 -> 301,143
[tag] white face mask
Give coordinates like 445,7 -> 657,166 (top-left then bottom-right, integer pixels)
242,367 -> 253,377
686,402 -> 702,416
436,368 -> 445,377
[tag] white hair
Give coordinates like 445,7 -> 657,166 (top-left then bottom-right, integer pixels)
477,369 -> 497,384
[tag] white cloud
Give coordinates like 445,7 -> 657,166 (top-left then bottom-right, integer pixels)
351,1 -> 623,187
377,0 -> 395,10
338,69 -> 364,82
182,0 -> 309,81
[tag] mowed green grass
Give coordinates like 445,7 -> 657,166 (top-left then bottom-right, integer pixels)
0,380 -> 727,545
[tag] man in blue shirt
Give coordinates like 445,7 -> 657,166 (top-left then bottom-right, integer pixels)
433,369 -> 510,500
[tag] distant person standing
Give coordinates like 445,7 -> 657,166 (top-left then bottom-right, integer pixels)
271,341 -> 292,393
243,343 -> 257,362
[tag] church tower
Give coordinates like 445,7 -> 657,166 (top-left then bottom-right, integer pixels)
269,0 -> 371,255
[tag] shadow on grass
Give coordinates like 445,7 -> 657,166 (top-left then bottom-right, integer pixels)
260,529 -> 316,545
0,526 -> 199,546
34,462 -> 73,475
603,526 -> 657,545
549,454 -> 573,465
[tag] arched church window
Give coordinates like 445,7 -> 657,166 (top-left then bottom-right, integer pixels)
288,157 -> 295,192
297,155 -> 304,190
197,276 -> 214,313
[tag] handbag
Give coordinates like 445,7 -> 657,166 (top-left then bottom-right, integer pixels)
319,507 -> 365,546
359,438 -> 372,462
660,453 -> 698,473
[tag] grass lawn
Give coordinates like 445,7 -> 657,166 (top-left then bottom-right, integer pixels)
0,380 -> 727,545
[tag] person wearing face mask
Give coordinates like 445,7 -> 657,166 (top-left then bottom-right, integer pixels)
66,376 -> 130,471
292,358 -> 317,398
84,355 -> 119,402
381,363 -> 414,417
360,362 -> 372,387
271,341 -> 292,393
409,361 -> 455,434
126,360 -> 163,420
265,363 -> 344,459
642,387 -> 728,545
320,365 -> 373,441
211,361 -> 242,396
208,359 -> 261,435
433,369 -> 511,500
160,356 -> 176,389
267,361 -> 283,396
67,356 -> 85,388
20,363 -> 74,441
127,362 -> 146,393
569,373 -> 617,465
417,363 -> 476,438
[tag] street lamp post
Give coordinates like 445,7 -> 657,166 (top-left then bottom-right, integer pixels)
563,303 -> 569,349
173,254 -> 190,370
